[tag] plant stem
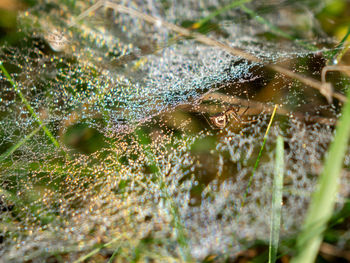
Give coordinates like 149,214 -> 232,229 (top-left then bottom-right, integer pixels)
191,0 -> 251,29
239,5 -> 318,51
73,236 -> 122,263
242,104 -> 278,207
0,61 -> 60,148
269,135 -> 284,263
292,85 -> 350,263
0,124 -> 43,162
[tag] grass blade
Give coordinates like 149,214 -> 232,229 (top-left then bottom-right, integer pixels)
107,245 -> 121,263
0,61 -> 60,148
328,25 -> 350,64
73,236 -> 122,263
135,129 -> 193,262
0,124 -> 43,162
269,135 -> 284,263
191,0 -> 251,29
242,104 -> 278,206
239,5 -> 317,51
291,85 -> 350,263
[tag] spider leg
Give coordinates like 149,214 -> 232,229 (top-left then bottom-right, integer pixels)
239,105 -> 257,124
229,106 -> 257,124
241,106 -> 249,116
226,106 -> 242,122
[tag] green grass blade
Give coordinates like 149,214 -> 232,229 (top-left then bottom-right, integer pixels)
0,186 -> 24,206
268,135 -> 284,263
291,85 -> 350,263
0,124 -> 43,162
72,236 -> 122,263
242,104 -> 278,206
327,25 -> 350,64
239,5 -> 318,51
135,129 -> 193,262
0,61 -> 60,148
107,245 -> 121,263
191,0 -> 251,29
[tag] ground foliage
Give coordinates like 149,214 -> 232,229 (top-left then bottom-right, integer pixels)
0,0 -> 350,262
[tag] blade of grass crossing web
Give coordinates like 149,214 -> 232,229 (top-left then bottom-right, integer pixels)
242,104 -> 278,207
190,0 -> 315,52
239,5 -> 318,51
135,129 -> 193,262
72,236 -> 122,263
0,186 -> 24,207
291,86 -> 350,263
0,61 -> 60,148
269,135 -> 284,263
107,245 -> 121,263
335,25 -> 350,63
0,124 -> 43,162
189,0 -> 316,54
191,0 -> 251,29
326,25 -> 350,63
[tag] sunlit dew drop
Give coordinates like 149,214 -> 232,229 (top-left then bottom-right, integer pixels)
155,19 -> 162,28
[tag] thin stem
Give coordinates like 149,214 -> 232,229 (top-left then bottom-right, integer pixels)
107,245 -> 121,263
191,0 -> 252,29
73,236 -> 122,263
328,25 -> 350,64
242,104 -> 278,207
291,85 -> 350,263
321,65 -> 350,83
0,61 -> 60,148
135,129 -> 193,262
0,124 -> 43,162
239,5 -> 318,51
268,135 -> 284,263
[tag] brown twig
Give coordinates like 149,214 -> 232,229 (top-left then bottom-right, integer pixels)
322,65 -> 350,83
72,0 -> 347,103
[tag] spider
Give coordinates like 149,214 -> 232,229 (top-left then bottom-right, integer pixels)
209,106 -> 255,129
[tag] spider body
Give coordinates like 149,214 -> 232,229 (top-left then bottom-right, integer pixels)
209,106 -> 252,129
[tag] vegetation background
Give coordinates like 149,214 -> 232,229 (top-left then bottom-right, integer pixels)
0,0 -> 350,262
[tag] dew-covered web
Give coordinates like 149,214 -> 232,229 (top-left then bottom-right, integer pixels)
0,0 -> 350,262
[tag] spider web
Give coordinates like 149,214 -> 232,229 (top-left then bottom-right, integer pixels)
0,0 -> 349,262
